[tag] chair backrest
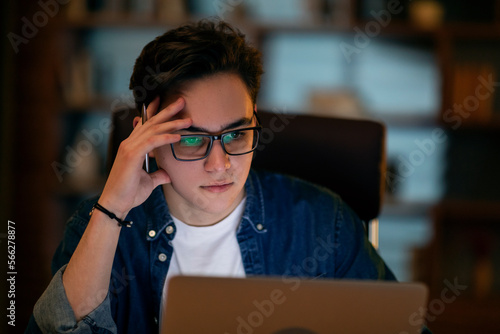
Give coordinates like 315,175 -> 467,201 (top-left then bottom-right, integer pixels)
252,111 -> 386,223
107,109 -> 386,222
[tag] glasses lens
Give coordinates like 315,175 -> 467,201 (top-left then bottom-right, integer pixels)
172,135 -> 211,160
222,129 -> 259,155
172,128 -> 260,161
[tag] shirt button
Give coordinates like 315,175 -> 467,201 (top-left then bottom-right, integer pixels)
148,230 -> 156,238
158,253 -> 167,262
256,223 -> 264,231
165,225 -> 174,234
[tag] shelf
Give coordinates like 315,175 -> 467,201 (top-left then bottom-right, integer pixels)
65,15 -> 165,29
62,13 -> 500,39
380,21 -> 500,40
243,20 -> 500,42
63,96 -> 121,113
442,22 -> 500,40
432,199 -> 500,221
241,19 -> 500,41
64,13 -> 205,30
381,197 -> 434,217
256,103 -> 439,128
372,113 -> 439,128
438,115 -> 500,131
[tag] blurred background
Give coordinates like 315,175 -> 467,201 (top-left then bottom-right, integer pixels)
1,0 -> 500,333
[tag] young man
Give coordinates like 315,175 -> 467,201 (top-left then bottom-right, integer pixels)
26,20 -> 395,333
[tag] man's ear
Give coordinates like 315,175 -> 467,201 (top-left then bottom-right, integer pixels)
133,116 -> 141,128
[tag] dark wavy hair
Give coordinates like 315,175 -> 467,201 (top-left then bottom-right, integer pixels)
129,20 -> 263,112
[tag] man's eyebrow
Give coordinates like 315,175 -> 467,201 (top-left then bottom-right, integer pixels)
182,116 -> 254,133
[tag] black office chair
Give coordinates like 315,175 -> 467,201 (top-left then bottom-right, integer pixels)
252,111 -> 385,248
107,109 -> 386,247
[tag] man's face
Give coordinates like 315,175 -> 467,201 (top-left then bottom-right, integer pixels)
153,73 -> 255,226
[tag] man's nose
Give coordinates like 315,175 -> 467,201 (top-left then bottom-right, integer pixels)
204,140 -> 230,172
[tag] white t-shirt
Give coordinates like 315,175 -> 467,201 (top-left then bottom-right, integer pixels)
160,197 -> 246,321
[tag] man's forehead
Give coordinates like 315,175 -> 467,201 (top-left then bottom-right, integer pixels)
174,110 -> 254,133
157,73 -> 255,131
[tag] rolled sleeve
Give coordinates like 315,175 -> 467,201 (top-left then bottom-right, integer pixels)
33,265 -> 117,334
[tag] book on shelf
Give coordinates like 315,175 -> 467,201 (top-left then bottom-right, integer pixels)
65,0 -> 160,21
451,62 -> 496,124
156,0 -> 188,23
63,50 -> 94,108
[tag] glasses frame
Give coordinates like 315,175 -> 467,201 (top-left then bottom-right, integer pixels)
170,113 -> 262,162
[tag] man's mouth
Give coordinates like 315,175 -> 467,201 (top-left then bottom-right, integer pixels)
200,182 -> 234,193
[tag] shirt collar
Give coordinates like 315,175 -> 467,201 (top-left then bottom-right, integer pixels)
240,169 -> 267,233
144,185 -> 175,241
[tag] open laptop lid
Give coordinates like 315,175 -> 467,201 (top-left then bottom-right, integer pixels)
161,276 -> 428,334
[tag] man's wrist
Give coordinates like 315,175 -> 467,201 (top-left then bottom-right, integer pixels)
90,201 -> 133,228
96,195 -> 129,219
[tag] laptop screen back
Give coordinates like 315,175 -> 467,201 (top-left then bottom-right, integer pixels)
161,276 -> 428,334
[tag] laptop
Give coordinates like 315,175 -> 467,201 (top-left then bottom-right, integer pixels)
161,275 -> 428,334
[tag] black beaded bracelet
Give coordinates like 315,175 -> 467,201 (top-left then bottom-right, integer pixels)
90,202 -> 133,228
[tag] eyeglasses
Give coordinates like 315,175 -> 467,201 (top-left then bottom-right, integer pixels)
170,126 -> 262,161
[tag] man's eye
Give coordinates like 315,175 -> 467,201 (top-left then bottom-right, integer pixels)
223,131 -> 243,143
180,137 -> 203,147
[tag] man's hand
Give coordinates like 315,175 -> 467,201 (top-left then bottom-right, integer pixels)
98,96 -> 191,218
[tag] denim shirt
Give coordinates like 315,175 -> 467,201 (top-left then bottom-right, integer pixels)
26,170 -> 396,333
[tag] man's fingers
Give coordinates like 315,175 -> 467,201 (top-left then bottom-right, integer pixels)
146,96 -> 161,120
150,168 -> 171,187
153,97 -> 186,122
143,133 -> 181,153
147,96 -> 185,121
150,118 -> 192,135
